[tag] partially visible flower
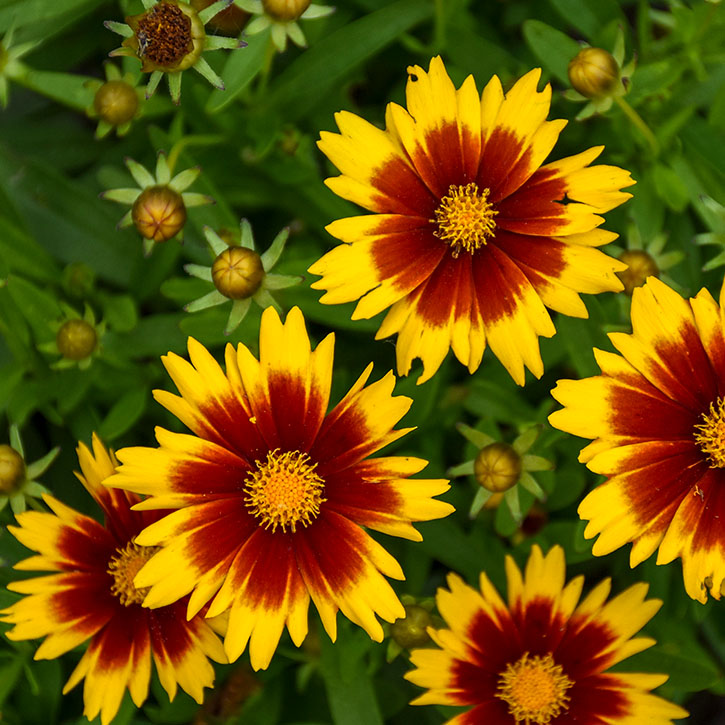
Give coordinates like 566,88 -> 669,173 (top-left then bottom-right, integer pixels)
106,0 -> 246,104
611,223 -> 683,296
310,57 -> 634,386
235,0 -> 334,52
38,304 -> 105,371
0,28 -> 38,108
101,153 -> 213,256
0,435 -> 225,725
192,0 -> 250,34
184,220 -> 302,334
565,29 -> 635,119
85,63 -> 144,139
448,423 -> 552,522
550,276 -> 725,602
0,424 -> 59,515
406,545 -> 688,725
107,307 -> 453,670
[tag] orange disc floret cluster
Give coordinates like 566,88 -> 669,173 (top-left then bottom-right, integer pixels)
311,56 -> 634,385
550,277 -> 725,602
106,306 -> 453,670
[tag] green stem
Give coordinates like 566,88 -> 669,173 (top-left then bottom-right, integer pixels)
166,134 -> 223,175
433,0 -> 446,52
613,96 -> 659,157
255,36 -> 276,99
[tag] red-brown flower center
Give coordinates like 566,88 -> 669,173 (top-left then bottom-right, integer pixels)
244,449 -> 326,533
496,652 -> 573,724
694,397 -> 725,468
432,182 -> 497,257
135,2 -> 193,67
107,542 -> 158,606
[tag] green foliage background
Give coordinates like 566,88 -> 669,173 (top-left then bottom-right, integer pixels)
1,0 -> 724,722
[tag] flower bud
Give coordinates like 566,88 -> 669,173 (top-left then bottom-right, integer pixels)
568,47 -> 620,99
212,247 -> 265,299
62,263 -> 96,299
191,0 -> 249,34
56,319 -> 98,360
617,250 -> 659,295
0,444 -> 25,495
131,185 -> 187,242
93,80 -> 139,126
390,604 -> 433,650
262,0 -> 311,21
474,442 -> 522,493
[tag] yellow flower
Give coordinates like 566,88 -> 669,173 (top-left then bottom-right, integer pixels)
310,57 -> 634,385
101,152 -> 213,256
550,276 -> 725,602
106,0 -> 246,103
106,306 -> 453,670
406,545 -> 688,724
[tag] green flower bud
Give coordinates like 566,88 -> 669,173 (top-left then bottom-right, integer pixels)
474,442 -> 522,493
390,604 -> 433,649
212,247 -> 265,299
568,47 -> 621,99
0,444 -> 25,494
56,319 -> 98,360
617,250 -> 659,296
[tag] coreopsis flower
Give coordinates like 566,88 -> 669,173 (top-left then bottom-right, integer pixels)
107,306 -> 453,670
184,220 -> 302,334
38,304 -> 105,370
310,57 -> 634,385
0,424 -> 59,515
0,28 -> 38,108
85,63 -> 144,139
106,0 -> 246,104
0,435 -> 225,725
406,545 -> 688,724
235,0 -> 334,52
550,276 -> 725,602
448,423 -> 552,522
101,153 -> 213,256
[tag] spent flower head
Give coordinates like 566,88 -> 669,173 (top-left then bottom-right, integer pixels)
85,63 -> 144,139
184,219 -> 302,334
235,0 -> 334,52
101,152 -> 214,256
38,304 -> 105,370
0,425 -> 59,515
106,0 -> 247,104
449,423 -> 553,523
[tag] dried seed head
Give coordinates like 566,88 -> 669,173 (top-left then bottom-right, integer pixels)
212,247 -> 265,299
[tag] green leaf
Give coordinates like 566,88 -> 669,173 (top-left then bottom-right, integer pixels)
319,626 -> 383,725
0,216 -> 58,282
6,275 -> 62,338
99,293 -> 138,333
206,28 -> 272,114
547,0 -> 623,39
20,70 -> 94,112
653,163 -> 690,212
264,0 -> 433,120
0,657 -> 24,708
97,386 -> 149,441
522,20 -> 581,84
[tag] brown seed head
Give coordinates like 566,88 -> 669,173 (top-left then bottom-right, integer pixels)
0,444 -> 25,495
131,185 -> 187,242
390,604 -> 433,650
212,247 -> 265,299
93,80 -> 139,126
56,319 -> 98,360
617,250 -> 659,295
568,47 -> 621,99
262,0 -> 311,21
474,442 -> 522,493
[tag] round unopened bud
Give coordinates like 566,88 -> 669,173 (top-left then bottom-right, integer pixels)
212,247 -> 265,299
474,442 -> 522,493
568,47 -> 620,99
191,0 -> 249,34
262,0 -> 311,21
93,80 -> 139,126
390,604 -> 433,650
131,186 -> 187,242
56,319 -> 98,360
617,250 -> 659,295
0,445 -> 25,495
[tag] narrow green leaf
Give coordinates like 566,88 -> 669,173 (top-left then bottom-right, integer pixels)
6,276 -> 62,338
19,71 -> 94,112
264,0 -> 433,120
522,20 -> 581,84
98,386 -> 148,441
547,0 -> 623,39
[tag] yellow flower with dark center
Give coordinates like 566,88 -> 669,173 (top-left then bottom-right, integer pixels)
106,0 -> 246,104
101,153 -> 213,256
406,545 -> 688,724
310,57 -> 635,385
550,276 -> 725,602
0,435 -> 226,725
106,306 -> 453,670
